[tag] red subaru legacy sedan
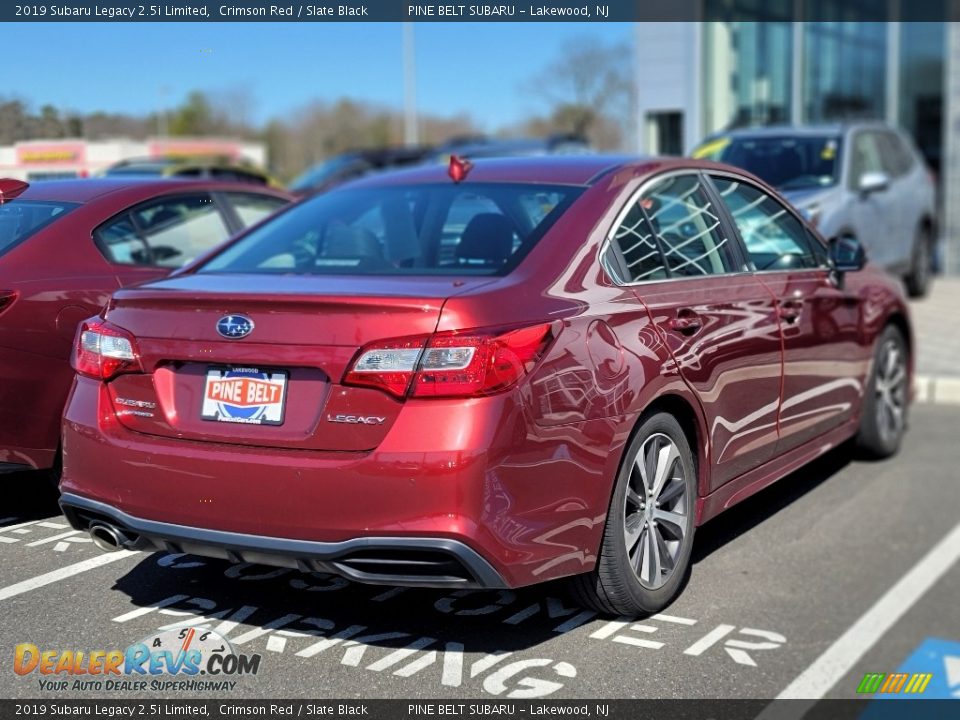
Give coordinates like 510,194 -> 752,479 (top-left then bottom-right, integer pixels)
58,157 -> 912,614
0,178 -> 290,477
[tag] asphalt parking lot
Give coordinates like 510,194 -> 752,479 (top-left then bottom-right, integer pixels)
1,399 -> 957,703
2,281 -> 959,704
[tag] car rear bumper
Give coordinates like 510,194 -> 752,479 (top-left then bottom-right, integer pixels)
60,377 -> 614,589
59,492 -> 506,589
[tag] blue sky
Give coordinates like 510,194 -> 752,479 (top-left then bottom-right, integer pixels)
11,22 -> 634,130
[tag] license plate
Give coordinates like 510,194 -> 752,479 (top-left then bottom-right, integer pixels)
201,367 -> 288,426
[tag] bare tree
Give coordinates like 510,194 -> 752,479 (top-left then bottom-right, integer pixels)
262,97 -> 480,182
525,35 -> 635,150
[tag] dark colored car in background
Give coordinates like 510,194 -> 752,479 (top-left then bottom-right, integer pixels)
289,134 -> 591,196
105,157 -> 282,188
693,123 -> 937,296
289,147 -> 433,196
424,133 -> 592,164
58,157 -> 912,615
0,178 -> 291,476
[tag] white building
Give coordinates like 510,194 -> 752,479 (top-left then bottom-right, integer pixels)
0,137 -> 267,181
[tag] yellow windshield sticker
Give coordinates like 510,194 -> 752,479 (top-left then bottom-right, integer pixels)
692,137 -> 731,159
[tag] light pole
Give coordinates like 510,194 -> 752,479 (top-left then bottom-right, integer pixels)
403,22 -> 419,146
157,85 -> 170,138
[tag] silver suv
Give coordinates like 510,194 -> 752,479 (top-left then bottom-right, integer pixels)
693,123 -> 937,297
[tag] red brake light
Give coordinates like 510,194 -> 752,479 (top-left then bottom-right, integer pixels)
343,323 -> 555,399
72,318 -> 142,381
447,155 -> 473,184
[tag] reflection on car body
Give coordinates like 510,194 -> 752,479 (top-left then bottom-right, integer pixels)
58,156 -> 913,616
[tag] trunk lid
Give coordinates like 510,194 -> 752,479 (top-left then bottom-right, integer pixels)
103,273 -> 492,451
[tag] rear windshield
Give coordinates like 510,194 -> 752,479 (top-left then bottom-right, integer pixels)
700,135 -> 842,191
0,200 -> 78,256
197,182 -> 584,276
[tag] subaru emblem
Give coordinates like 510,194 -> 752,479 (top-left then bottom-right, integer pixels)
216,314 -> 254,339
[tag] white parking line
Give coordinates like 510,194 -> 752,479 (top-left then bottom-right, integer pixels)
26,529 -> 82,546
0,551 -> 135,603
770,520 -> 960,705
0,520 -> 38,533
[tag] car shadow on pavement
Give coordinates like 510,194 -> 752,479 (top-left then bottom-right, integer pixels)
1,470 -> 62,525
690,440 -> 855,564
110,555 -> 587,657
100,440 -> 854,657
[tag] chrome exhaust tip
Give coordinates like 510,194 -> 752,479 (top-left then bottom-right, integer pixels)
88,522 -> 124,552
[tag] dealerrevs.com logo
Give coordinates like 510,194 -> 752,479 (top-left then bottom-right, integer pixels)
14,628 -> 262,692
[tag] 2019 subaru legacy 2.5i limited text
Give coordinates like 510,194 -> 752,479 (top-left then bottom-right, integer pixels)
58,156 -> 912,615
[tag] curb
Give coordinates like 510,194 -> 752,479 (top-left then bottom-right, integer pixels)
914,375 -> 960,406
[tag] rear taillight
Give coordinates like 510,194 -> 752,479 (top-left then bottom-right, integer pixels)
0,290 -> 15,316
343,323 -> 555,399
72,318 -> 142,381
342,334 -> 431,398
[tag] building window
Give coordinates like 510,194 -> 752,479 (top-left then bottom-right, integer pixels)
803,21 -> 886,123
899,21 -> 944,174
703,19 -> 794,133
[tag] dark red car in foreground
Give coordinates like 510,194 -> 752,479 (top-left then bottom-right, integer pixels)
0,178 -> 290,476
59,157 -> 912,614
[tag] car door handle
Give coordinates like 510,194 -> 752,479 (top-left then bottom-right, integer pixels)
666,313 -> 703,335
778,300 -> 803,323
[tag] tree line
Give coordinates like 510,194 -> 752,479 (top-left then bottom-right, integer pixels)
1,36 -> 633,181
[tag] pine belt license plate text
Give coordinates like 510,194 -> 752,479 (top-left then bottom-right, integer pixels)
201,367 -> 288,425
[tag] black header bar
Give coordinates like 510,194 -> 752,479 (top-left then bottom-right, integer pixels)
3,0 -> 957,23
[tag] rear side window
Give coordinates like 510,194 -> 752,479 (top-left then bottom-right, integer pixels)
198,183 -> 583,276
225,192 -> 289,227
0,200 -> 77,256
95,194 -> 231,268
606,173 -> 738,282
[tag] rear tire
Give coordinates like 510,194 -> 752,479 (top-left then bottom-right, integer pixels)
856,325 -> 909,458
904,225 -> 932,298
568,412 -> 696,616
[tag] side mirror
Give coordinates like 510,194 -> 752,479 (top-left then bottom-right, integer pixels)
829,236 -> 866,273
858,171 -> 889,196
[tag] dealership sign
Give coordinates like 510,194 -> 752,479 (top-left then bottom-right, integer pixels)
16,143 -> 85,165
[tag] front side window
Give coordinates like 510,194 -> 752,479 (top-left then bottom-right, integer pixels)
0,200 -> 77,256
607,173 -> 737,283
198,183 -> 583,276
711,176 -> 823,271
849,132 -> 885,188
95,194 -> 231,268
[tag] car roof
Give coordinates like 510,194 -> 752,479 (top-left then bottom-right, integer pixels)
344,154 -> 653,188
16,177 -> 288,203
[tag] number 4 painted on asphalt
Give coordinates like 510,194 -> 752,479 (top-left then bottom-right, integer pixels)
683,625 -> 787,666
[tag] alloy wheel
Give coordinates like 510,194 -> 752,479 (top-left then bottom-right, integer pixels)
623,433 -> 689,590
874,339 -> 906,446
